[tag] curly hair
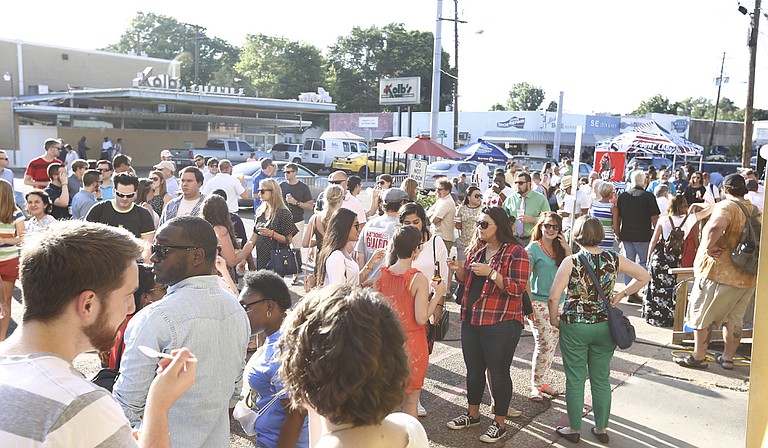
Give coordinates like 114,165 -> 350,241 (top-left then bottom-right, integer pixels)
278,285 -> 409,426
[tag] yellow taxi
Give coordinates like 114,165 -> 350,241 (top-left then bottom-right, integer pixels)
331,153 -> 405,177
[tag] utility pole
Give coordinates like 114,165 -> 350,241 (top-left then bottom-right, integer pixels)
709,52 -> 727,152
453,0 -> 460,148
742,0 -> 761,168
429,0 -> 443,144
182,22 -> 206,85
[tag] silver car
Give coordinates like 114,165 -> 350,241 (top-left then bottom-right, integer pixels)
231,161 -> 327,208
423,160 -> 478,190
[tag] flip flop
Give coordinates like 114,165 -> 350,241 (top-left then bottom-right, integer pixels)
675,354 -> 708,369
716,355 -> 735,370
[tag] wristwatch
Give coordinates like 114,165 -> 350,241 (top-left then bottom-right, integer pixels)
490,270 -> 498,281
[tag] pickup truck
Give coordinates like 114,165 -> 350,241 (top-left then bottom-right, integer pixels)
168,139 -> 271,168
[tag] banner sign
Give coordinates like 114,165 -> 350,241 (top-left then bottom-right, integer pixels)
586,115 -> 620,135
380,77 -> 421,105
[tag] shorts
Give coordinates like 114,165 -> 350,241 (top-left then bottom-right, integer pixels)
686,277 -> 755,329
0,257 -> 19,282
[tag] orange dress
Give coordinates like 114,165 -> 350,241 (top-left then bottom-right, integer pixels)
376,266 -> 428,393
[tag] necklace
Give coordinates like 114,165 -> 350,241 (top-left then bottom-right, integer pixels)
538,239 -> 555,259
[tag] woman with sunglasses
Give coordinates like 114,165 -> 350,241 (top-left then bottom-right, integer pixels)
446,206 -> 529,443
237,270 -> 308,447
253,178 -> 298,271
375,225 -> 446,418
148,170 -> 172,217
526,212 -> 570,402
316,208 -> 381,287
454,186 -> 484,262
368,174 -> 393,217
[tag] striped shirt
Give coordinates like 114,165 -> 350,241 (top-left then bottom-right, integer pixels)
0,353 -> 137,447
589,201 -> 616,250
0,209 -> 24,262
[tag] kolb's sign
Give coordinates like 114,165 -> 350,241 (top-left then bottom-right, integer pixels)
408,158 -> 428,189
380,77 -> 421,106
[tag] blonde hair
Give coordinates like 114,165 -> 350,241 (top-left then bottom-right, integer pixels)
401,178 -> 419,201
0,180 -> 19,224
321,184 -> 346,231
256,178 -> 287,221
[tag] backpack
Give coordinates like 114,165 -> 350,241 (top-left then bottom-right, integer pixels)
730,199 -> 761,274
664,215 -> 688,257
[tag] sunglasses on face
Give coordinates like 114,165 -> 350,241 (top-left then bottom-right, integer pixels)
515,181 -> 529,185
258,189 -> 272,194
472,194 -> 483,199
477,220 -> 494,229
114,191 -> 137,199
352,222 -> 361,230
330,180 -> 345,185
284,170 -> 296,174
151,244 -> 200,260
543,223 -> 561,232
150,177 -> 160,182
98,168 -> 111,173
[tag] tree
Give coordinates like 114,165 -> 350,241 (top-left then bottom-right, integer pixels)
236,34 -> 326,100
672,97 -> 712,119
326,23 -> 452,113
103,12 -> 239,87
505,82 -> 545,111
489,103 -> 507,111
631,94 -> 673,115
546,101 -> 558,112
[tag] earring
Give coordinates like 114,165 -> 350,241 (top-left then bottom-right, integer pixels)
267,309 -> 272,318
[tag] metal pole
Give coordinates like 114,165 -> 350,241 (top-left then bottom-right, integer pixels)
397,106 -> 402,137
553,91 -> 564,161
194,26 -> 201,85
709,52 -> 726,152
742,0 -> 761,168
430,0 -> 443,142
453,0 -> 459,149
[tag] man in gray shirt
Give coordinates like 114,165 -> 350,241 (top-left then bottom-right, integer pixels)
70,169 -> 100,219
114,216 -> 250,448
356,188 -> 410,284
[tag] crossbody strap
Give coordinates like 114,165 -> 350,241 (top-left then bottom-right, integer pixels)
578,254 -> 611,309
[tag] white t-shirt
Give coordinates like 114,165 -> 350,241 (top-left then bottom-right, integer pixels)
325,250 -> 360,286
202,173 -> 246,213
747,191 -> 764,212
656,214 -> 697,240
482,186 -> 514,208
355,215 -> 399,282
474,163 -> 490,191
576,185 -> 592,215
702,183 -> 721,205
342,193 -> 367,224
176,198 -> 198,217
559,193 -> 576,229
428,195 -> 456,242
656,196 -> 669,216
413,235 -> 448,282
385,412 -> 429,448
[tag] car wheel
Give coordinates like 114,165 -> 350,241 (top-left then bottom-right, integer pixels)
292,158 -> 301,164
359,166 -> 369,177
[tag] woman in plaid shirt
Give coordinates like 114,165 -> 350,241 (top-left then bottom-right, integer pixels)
446,206 -> 529,444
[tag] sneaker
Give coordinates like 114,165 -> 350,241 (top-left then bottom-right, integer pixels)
479,421 -> 507,443
446,413 -> 480,430
417,400 -> 427,417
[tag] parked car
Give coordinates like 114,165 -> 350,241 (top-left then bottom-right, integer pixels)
508,155 -> 556,172
231,161 -> 326,208
423,160 -> 478,190
269,143 -> 304,164
302,136 -> 370,171
625,156 -> 672,177
168,139 -> 270,169
331,153 -> 406,177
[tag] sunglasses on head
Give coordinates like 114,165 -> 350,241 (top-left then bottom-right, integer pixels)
543,223 -> 561,232
114,191 -> 137,199
151,244 -> 200,260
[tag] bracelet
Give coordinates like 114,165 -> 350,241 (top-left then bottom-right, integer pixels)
436,303 -> 444,308
271,230 -> 275,239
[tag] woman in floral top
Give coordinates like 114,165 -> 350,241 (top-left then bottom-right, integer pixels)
547,216 -> 649,444
453,186 -> 484,262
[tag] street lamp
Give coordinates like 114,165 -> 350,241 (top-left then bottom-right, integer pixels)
3,72 -> 13,98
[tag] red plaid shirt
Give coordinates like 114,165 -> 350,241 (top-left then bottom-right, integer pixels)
459,242 -> 529,326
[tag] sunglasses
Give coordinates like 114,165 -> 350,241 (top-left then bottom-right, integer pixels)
284,170 -> 296,174
352,222 -> 361,230
472,194 -> 483,199
514,181 -> 529,185
114,191 -> 137,199
98,168 -> 112,173
329,180 -> 345,185
258,189 -> 272,194
241,298 -> 269,313
150,177 -> 160,182
151,244 -> 200,260
543,223 -> 562,232
477,220 -> 494,229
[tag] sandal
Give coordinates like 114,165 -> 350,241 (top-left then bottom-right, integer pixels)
591,427 -> 610,444
675,354 -> 709,369
555,426 -> 580,444
539,383 -> 560,396
716,355 -> 735,370
530,388 -> 544,402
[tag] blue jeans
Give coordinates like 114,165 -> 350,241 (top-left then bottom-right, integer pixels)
461,319 -> 523,416
621,241 -> 649,284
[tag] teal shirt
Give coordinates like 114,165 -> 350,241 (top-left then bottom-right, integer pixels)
525,241 -> 563,303
502,190 -> 550,238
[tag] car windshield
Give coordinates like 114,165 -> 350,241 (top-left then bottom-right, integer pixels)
430,162 -> 452,170
232,163 -> 260,177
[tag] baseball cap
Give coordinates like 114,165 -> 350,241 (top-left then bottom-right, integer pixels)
160,149 -> 173,158
723,173 -> 746,188
383,187 -> 410,203
153,160 -> 176,172
560,175 -> 573,189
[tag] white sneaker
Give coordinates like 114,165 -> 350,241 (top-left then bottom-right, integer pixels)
417,400 -> 427,417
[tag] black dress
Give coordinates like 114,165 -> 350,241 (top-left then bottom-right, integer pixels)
643,229 -> 682,328
254,207 -> 298,271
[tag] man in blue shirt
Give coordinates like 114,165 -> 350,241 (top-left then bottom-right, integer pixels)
646,168 -> 676,195
251,158 -> 275,210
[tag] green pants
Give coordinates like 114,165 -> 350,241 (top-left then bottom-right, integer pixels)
559,321 -> 616,430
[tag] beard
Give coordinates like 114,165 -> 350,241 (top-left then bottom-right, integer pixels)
83,306 -> 122,353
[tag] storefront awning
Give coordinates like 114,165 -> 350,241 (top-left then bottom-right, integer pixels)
480,130 -> 598,146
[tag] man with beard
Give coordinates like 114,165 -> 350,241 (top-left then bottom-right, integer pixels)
502,172 -> 550,247
114,217 -> 250,448
0,221 -> 197,447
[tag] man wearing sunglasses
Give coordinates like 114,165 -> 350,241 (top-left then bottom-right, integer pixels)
502,172 -> 550,247
114,216 -> 250,447
97,159 -> 115,200
86,173 -> 155,246
24,138 -> 63,188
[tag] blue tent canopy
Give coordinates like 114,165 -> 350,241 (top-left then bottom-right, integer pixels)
455,139 -> 513,163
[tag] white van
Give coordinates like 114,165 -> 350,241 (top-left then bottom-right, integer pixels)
302,138 -> 370,171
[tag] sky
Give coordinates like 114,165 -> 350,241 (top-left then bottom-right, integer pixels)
4,0 -> 768,115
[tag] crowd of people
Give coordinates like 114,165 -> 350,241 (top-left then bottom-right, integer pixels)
0,137 -> 761,446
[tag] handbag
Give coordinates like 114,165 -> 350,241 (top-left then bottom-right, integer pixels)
578,254 -> 636,349
267,242 -> 302,277
233,391 -> 281,437
92,334 -> 124,392
426,236 -> 451,353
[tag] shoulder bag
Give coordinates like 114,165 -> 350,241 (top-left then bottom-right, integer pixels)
91,334 -> 124,392
233,391 -> 281,438
426,237 -> 450,353
578,253 -> 636,349
267,242 -> 302,277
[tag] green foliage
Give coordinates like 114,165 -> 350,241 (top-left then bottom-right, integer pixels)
102,12 -> 239,88
546,100 -> 558,112
326,23 -> 453,113
417,193 -> 437,210
236,34 -> 326,100
631,94 -> 673,115
489,103 -> 507,111
506,82 -> 545,111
